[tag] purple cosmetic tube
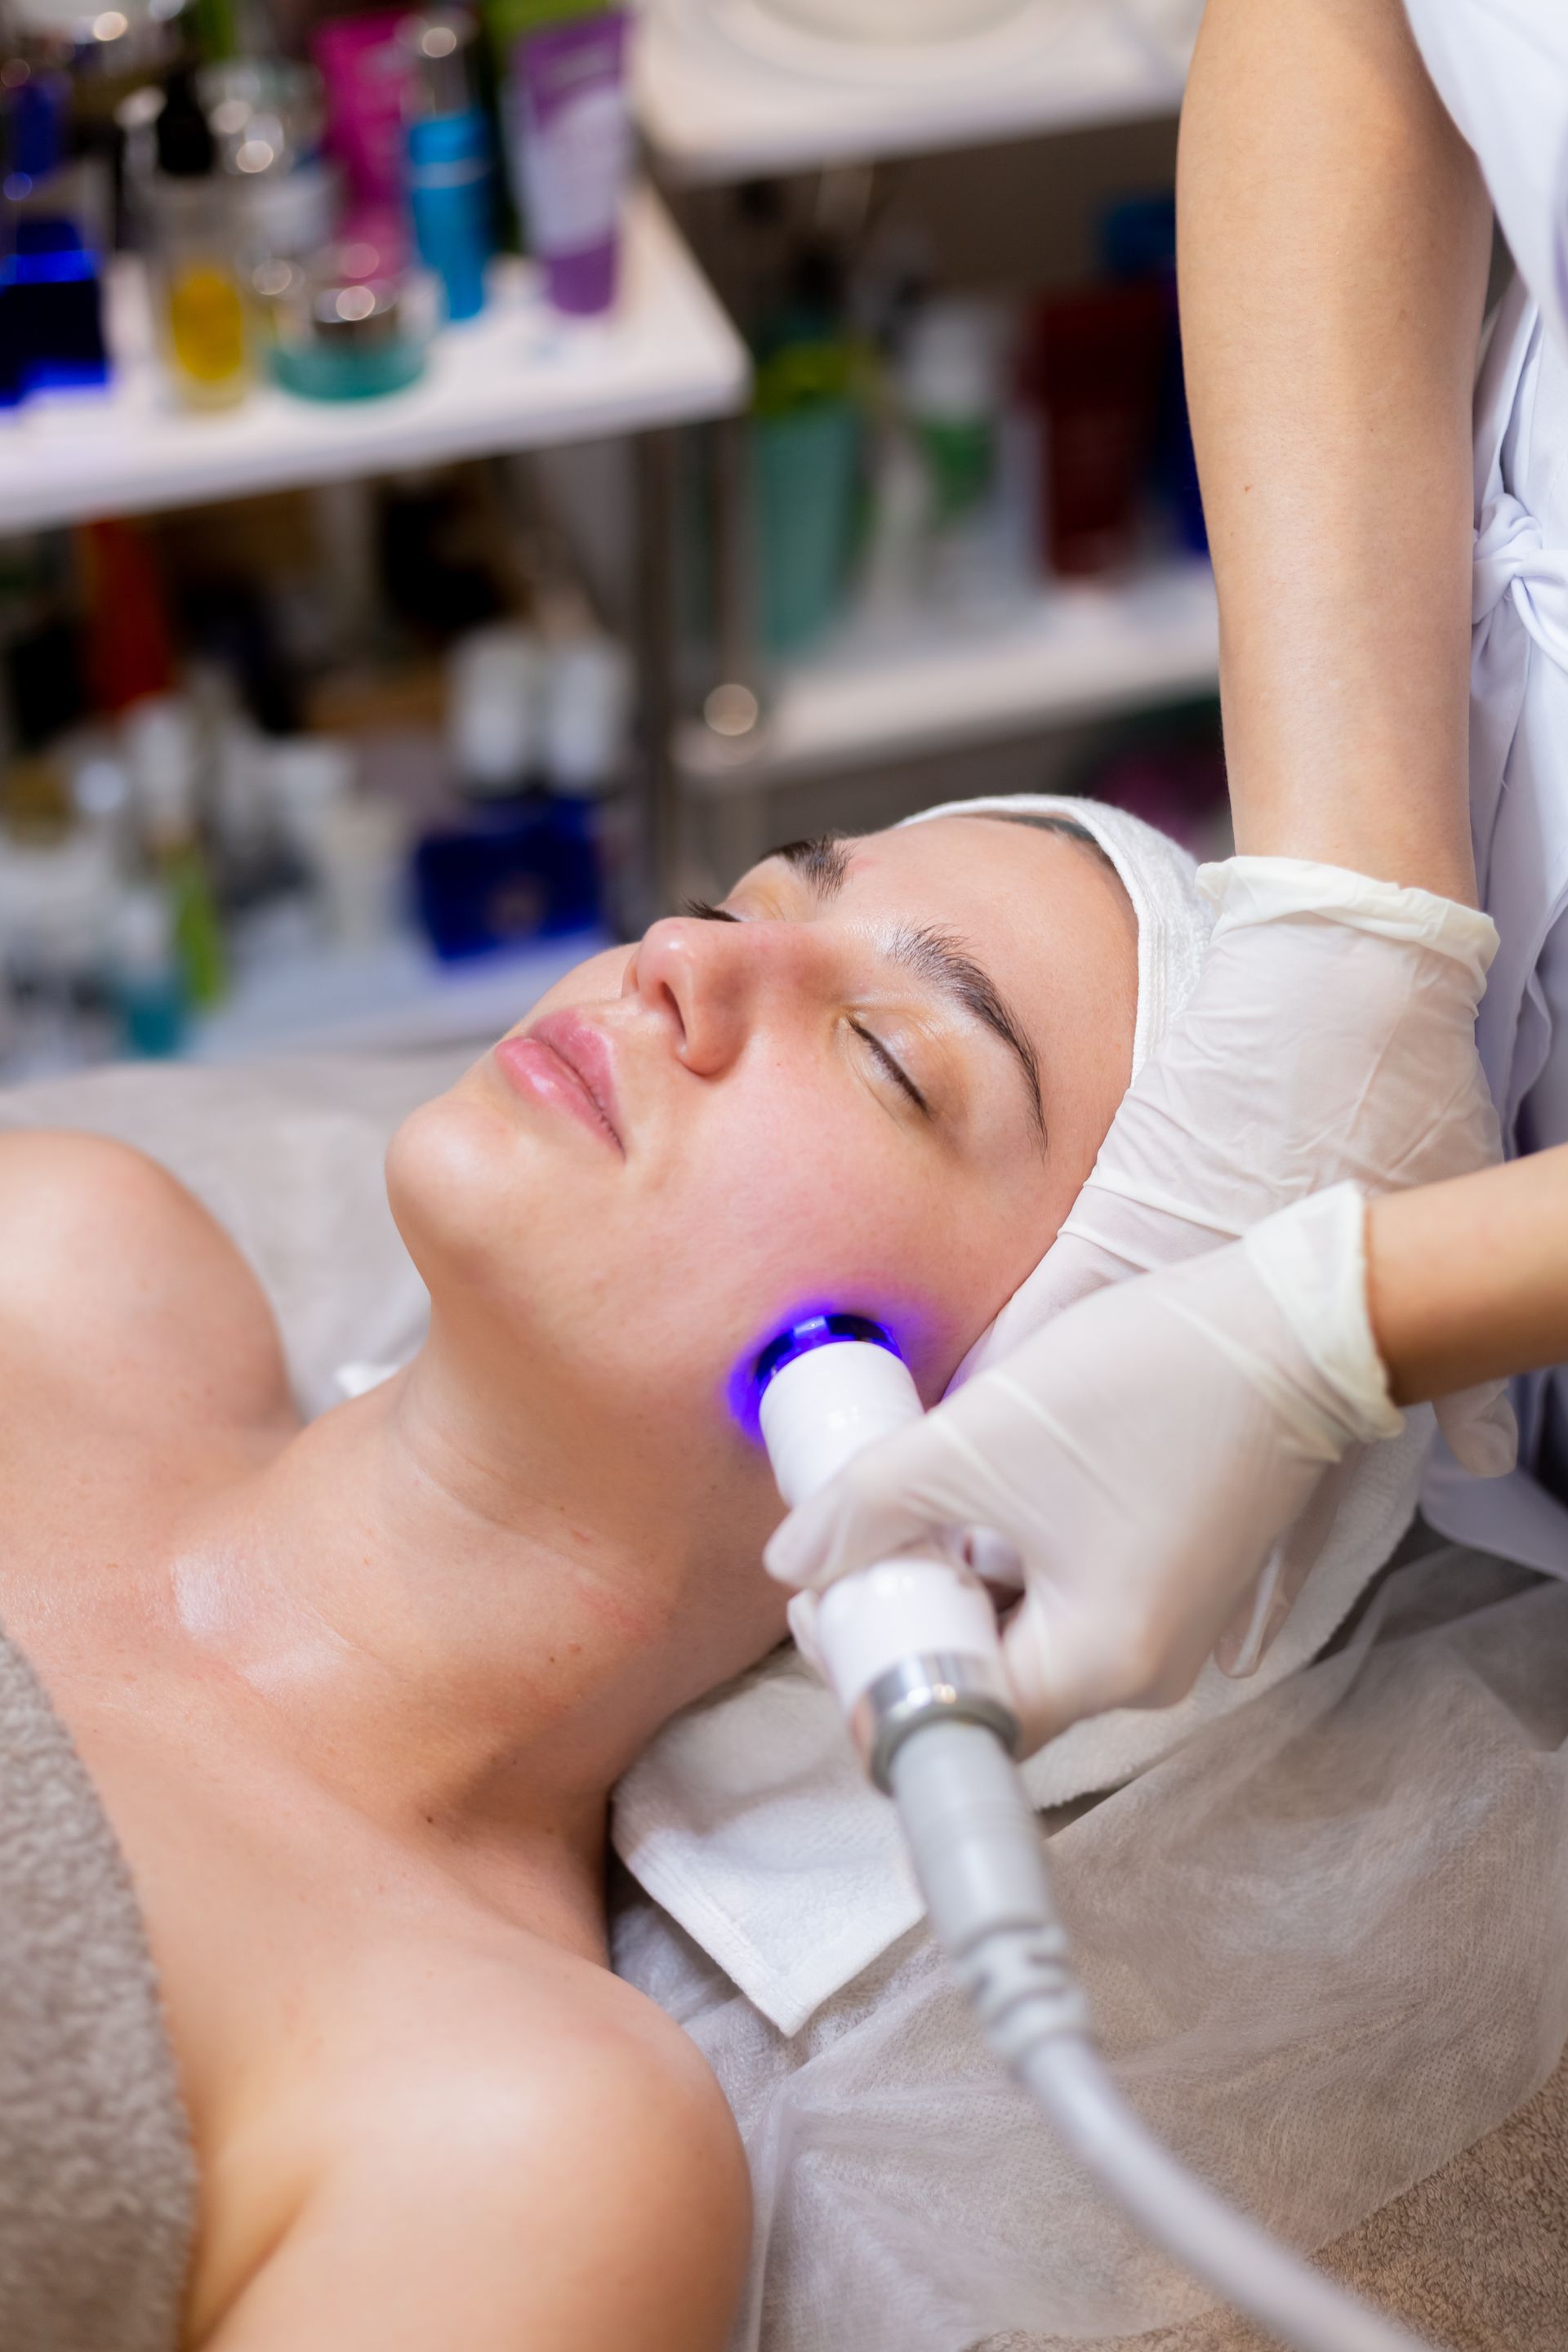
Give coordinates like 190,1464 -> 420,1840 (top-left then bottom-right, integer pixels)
510,9 -> 630,318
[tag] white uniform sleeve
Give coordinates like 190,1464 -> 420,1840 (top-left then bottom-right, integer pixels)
1402,0 -> 1568,354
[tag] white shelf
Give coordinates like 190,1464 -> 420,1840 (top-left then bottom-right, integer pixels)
635,0 -> 1196,184
0,188 -> 747,532
676,557 -> 1218,789
191,926 -> 609,1061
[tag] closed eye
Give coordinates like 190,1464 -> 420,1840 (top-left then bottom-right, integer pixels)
684,896 -> 931,1120
849,1018 -> 931,1118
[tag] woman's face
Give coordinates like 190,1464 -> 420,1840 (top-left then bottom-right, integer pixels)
389,816 -> 1136,1526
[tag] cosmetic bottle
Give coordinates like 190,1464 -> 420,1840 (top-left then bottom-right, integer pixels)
141,67 -> 251,408
399,9 -> 492,323
480,0 -> 600,74
202,60 -> 338,271
0,172 -> 17,412
122,694 -> 228,1009
260,246 -> 426,399
1098,192 -> 1207,557
751,254 -> 862,653
310,791 -> 408,948
0,826 -> 119,1076
187,0 -> 276,68
899,299 -> 1001,532
0,61 -> 112,400
421,621 -> 609,956
858,422 -> 929,626
413,796 -> 598,959
310,10 -> 415,263
81,517 -> 176,716
1027,281 -> 1166,578
447,621 -> 543,798
541,630 -> 630,797
69,747 -> 136,870
108,882 -> 186,1057
266,734 -> 356,874
509,7 -> 629,317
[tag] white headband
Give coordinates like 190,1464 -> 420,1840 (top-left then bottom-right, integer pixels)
899,794 -> 1212,1379
898,792 -> 1210,1077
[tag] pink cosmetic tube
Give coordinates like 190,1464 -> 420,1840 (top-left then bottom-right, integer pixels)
312,12 -> 416,217
511,9 -> 630,317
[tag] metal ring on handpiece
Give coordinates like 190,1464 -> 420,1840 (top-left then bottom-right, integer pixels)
852,1653 -> 1019,1792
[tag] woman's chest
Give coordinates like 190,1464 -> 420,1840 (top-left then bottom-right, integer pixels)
11,1628 -> 471,2333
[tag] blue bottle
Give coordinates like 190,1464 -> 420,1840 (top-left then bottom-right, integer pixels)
401,14 -> 494,325
2,68 -> 109,400
413,795 -> 601,961
1098,193 -> 1207,558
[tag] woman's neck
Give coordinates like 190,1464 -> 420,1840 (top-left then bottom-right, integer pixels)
165,1321 -> 779,1943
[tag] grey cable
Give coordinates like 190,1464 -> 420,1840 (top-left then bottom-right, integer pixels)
887,1717 -> 1442,2352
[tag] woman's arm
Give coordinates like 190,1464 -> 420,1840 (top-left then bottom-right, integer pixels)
1367,1147 -> 1568,1405
1178,0 -> 1493,899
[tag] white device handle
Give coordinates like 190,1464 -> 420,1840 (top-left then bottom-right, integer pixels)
759,1338 -> 1013,1784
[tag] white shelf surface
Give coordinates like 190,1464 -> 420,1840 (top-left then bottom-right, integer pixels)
191,926 -> 609,1062
636,0 -> 1196,183
677,556 -> 1218,789
0,188 -> 747,532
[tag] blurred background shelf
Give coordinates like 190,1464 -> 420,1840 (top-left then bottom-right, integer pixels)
0,188 -> 748,533
635,0 -> 1194,183
676,556 -> 1217,790
190,925 -> 609,1060
0,0 -> 1223,1086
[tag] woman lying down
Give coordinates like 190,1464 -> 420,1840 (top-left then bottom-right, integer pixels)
0,803 -> 1143,2351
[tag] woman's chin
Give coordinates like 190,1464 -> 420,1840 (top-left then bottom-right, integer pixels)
386,1090 -> 534,1276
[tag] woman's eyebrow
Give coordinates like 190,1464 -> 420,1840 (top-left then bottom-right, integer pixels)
764,835 -> 853,898
759,835 -> 1046,1146
888,924 -> 1046,1147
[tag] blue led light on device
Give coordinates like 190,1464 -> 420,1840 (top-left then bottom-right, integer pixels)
752,1312 -> 900,1399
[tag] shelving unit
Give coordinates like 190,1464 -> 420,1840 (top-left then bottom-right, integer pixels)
636,0 -> 1211,849
0,187 -> 748,532
676,557 -> 1217,790
635,0 -> 1195,183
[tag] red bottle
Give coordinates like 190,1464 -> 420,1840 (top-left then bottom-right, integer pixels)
1027,281 -> 1167,577
81,519 -> 176,715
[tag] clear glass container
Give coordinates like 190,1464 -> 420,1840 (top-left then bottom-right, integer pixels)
256,249 -> 426,402
144,171 -> 250,406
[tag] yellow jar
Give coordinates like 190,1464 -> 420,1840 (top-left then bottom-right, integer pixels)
166,262 -> 248,395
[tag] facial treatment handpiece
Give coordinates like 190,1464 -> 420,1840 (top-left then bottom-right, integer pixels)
755,1313 -> 1015,1784
755,1316 -> 1445,2352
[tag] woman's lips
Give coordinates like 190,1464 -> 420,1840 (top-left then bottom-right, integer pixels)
493,1013 -> 623,1151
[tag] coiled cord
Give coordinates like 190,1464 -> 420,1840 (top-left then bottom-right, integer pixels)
888,1718 -> 1441,2352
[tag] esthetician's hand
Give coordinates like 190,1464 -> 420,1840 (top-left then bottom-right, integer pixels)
1003,858 -> 1514,1478
768,1187 -> 1405,1753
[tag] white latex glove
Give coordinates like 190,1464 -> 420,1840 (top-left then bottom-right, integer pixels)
768,1186 -> 1403,1756
981,858 -> 1513,1478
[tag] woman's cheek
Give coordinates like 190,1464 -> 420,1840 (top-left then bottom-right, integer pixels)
527,946 -> 635,1018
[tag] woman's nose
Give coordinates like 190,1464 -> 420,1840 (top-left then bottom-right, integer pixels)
624,915 -> 782,1076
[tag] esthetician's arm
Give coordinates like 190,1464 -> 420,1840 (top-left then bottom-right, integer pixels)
1178,0 -> 1492,898
772,0 -> 1514,1735
1368,1147 -> 1568,1403
769,1156 -> 1568,1750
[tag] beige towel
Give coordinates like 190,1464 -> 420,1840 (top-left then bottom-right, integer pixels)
0,1624 -> 194,2352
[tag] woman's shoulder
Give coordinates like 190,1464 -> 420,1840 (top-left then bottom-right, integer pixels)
421,1949 -> 749,2248
0,1129 -> 291,1435
199,1936 -> 751,2352
372,1936 -> 750,2243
